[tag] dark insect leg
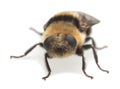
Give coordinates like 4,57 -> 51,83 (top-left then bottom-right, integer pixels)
30,27 -> 43,36
83,44 -> 109,73
85,37 -> 107,50
81,54 -> 94,79
42,53 -> 51,80
76,48 -> 93,79
10,43 -> 44,59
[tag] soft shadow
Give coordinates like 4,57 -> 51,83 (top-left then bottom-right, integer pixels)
21,47 -> 94,77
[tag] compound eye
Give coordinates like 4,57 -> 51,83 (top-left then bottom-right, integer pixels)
65,35 -> 77,48
44,37 -> 53,50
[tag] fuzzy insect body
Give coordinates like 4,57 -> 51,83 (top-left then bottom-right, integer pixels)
42,11 -> 99,58
10,11 -> 109,80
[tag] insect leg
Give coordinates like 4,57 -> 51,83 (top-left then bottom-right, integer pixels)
10,43 -> 44,59
30,27 -> 43,36
83,44 -> 109,73
76,48 -> 93,79
85,37 -> 107,50
81,54 -> 94,79
42,53 -> 51,80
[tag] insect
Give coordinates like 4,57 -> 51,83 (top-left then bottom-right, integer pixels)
10,11 -> 109,80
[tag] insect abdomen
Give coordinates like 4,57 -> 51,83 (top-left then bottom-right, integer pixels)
44,13 -> 82,32
44,11 -> 99,33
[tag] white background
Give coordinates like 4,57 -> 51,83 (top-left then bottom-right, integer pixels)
0,0 -> 120,89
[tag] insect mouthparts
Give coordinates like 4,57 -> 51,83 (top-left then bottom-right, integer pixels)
55,47 -> 65,54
